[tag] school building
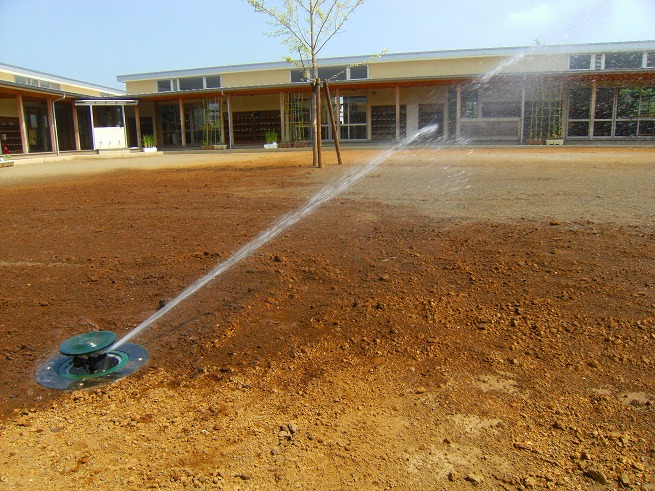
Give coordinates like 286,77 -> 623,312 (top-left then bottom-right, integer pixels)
1,40 -> 654,156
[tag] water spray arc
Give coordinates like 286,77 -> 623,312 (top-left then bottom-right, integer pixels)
113,125 -> 438,349
37,126 -> 437,390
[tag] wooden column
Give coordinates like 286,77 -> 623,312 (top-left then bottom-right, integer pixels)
456,83 -> 462,141
47,98 -> 57,153
154,103 -> 161,147
219,97 -> 225,146
178,98 -> 186,147
135,104 -> 142,148
395,85 -> 401,141
279,92 -> 286,143
72,102 -> 81,150
227,95 -> 234,149
589,80 -> 597,140
88,106 -> 96,149
335,88 -> 340,140
520,76 -> 526,144
15,94 -> 28,154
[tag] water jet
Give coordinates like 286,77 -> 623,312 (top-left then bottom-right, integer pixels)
37,125 -> 438,390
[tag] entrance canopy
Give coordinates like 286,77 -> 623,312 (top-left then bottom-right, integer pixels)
75,99 -> 138,150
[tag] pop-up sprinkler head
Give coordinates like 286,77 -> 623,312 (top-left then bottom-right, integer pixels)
36,331 -> 148,390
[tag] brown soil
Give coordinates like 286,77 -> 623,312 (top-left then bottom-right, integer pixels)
0,148 -> 654,490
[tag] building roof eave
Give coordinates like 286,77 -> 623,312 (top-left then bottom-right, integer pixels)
0,80 -> 100,99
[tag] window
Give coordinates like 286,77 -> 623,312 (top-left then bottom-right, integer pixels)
157,80 -> 172,92
291,64 -> 368,83
178,77 -> 203,91
568,121 -> 590,137
640,87 -> 655,117
569,54 -> 592,70
576,86 -> 655,138
593,121 -> 613,137
318,66 -> 347,81
339,96 -> 367,140
638,120 -> 655,136
461,91 -> 479,118
617,87 -> 641,118
38,80 -> 60,90
481,102 -> 520,118
594,87 -> 614,119
567,88 -> 592,137
291,69 -> 309,83
604,52 -> 643,70
568,88 -> 592,120
615,120 -> 638,136
14,76 -> 38,86
93,106 -> 123,127
349,65 -> 368,79
14,76 -> 59,89
206,75 -> 221,88
647,52 -> 655,69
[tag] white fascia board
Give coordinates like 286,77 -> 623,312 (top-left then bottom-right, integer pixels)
75,99 -> 138,106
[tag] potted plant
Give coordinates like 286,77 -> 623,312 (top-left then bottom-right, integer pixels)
545,119 -> 564,145
0,153 -> 13,167
264,130 -> 278,149
142,134 -> 157,152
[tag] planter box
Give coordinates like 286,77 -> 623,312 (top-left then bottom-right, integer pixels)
264,142 -> 278,149
278,142 -> 308,148
545,139 -> 564,146
0,159 -> 14,167
142,147 -> 158,153
525,139 -> 544,145
213,144 -> 227,150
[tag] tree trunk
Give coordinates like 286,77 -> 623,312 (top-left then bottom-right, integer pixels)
316,78 -> 322,168
311,81 -> 318,167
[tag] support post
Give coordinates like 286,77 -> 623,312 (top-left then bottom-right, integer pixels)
395,85 -> 401,141
135,104 -> 142,149
47,98 -> 57,153
589,80 -> 597,140
279,92 -> 286,143
72,102 -> 81,150
178,98 -> 186,147
520,75 -> 526,144
88,106 -> 96,149
154,103 -> 161,147
456,84 -> 462,141
16,94 -> 28,154
219,96 -> 226,146
227,95 -> 234,149
322,80 -> 342,165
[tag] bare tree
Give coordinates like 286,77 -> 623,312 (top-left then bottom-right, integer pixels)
247,0 -> 365,167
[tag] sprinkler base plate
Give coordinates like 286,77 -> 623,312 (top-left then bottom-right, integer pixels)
36,343 -> 148,390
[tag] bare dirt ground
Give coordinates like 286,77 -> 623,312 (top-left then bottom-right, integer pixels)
0,147 -> 654,490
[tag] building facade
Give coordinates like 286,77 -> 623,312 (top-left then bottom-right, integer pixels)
2,40 -> 654,156
0,62 -> 129,155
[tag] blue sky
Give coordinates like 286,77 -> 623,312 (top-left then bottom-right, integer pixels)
0,0 -> 653,90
